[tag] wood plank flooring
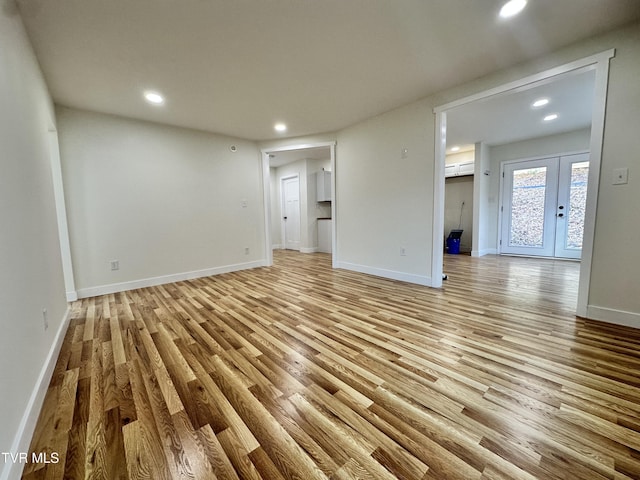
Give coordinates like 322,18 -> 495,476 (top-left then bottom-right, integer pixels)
24,251 -> 640,479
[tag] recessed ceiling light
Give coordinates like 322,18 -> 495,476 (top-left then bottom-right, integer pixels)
450,146 -> 461,152
543,113 -> 558,122
532,98 -> 549,108
274,123 -> 287,132
144,91 -> 164,105
499,0 -> 527,18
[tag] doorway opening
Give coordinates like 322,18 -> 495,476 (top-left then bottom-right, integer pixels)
433,50 -> 614,317
261,142 -> 336,267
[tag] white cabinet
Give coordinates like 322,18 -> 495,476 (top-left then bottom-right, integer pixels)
458,161 -> 475,176
445,164 -> 458,177
445,161 -> 474,178
318,219 -> 332,253
316,170 -> 332,202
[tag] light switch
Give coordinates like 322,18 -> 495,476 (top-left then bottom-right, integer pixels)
612,168 -> 629,185
241,199 -> 248,207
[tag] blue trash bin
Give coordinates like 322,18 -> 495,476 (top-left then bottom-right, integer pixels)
446,237 -> 460,254
446,229 -> 463,254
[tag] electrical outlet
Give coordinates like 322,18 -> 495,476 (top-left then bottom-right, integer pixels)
42,308 -> 48,331
400,247 -> 407,256
244,247 -> 250,255
110,260 -> 120,271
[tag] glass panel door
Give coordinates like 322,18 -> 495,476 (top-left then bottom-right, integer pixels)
501,158 -> 559,257
500,153 -> 589,259
555,153 -> 589,259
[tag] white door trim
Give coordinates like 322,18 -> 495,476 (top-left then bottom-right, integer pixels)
48,129 -> 77,301
260,142 -> 337,267
432,49 -> 614,319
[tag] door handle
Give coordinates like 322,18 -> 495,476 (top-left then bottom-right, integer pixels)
557,213 -> 564,218
283,216 -> 287,220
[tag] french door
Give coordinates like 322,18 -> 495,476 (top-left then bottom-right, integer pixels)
500,153 -> 589,259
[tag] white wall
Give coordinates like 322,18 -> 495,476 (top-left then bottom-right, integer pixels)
336,100 -> 433,285
445,150 -> 474,166
333,22 -> 640,325
490,128 -> 591,164
0,4 -> 68,479
57,107 -> 265,297
586,24 -> 640,325
473,142 -> 495,256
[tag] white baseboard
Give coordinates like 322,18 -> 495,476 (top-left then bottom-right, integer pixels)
471,248 -> 497,257
586,305 -> 640,329
336,261 -> 431,287
76,260 -> 268,299
271,246 -> 322,254
66,291 -> 78,302
1,306 -> 71,480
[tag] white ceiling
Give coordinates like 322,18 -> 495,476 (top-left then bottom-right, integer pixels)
446,67 -> 596,150
16,0 -> 640,141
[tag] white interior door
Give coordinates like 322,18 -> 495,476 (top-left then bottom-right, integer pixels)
282,176 -> 300,251
501,154 -> 589,259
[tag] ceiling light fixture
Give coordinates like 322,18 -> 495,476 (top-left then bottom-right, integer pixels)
532,98 -> 549,108
450,146 -> 461,152
499,0 -> 527,18
144,91 -> 164,105
543,113 -> 558,122
274,123 -> 287,132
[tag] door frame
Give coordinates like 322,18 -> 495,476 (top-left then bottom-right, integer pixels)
433,49 -> 614,318
48,128 -> 77,301
281,174 -> 301,251
261,141 -> 337,267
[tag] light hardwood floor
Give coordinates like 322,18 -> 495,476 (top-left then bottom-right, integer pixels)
24,251 -> 640,479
